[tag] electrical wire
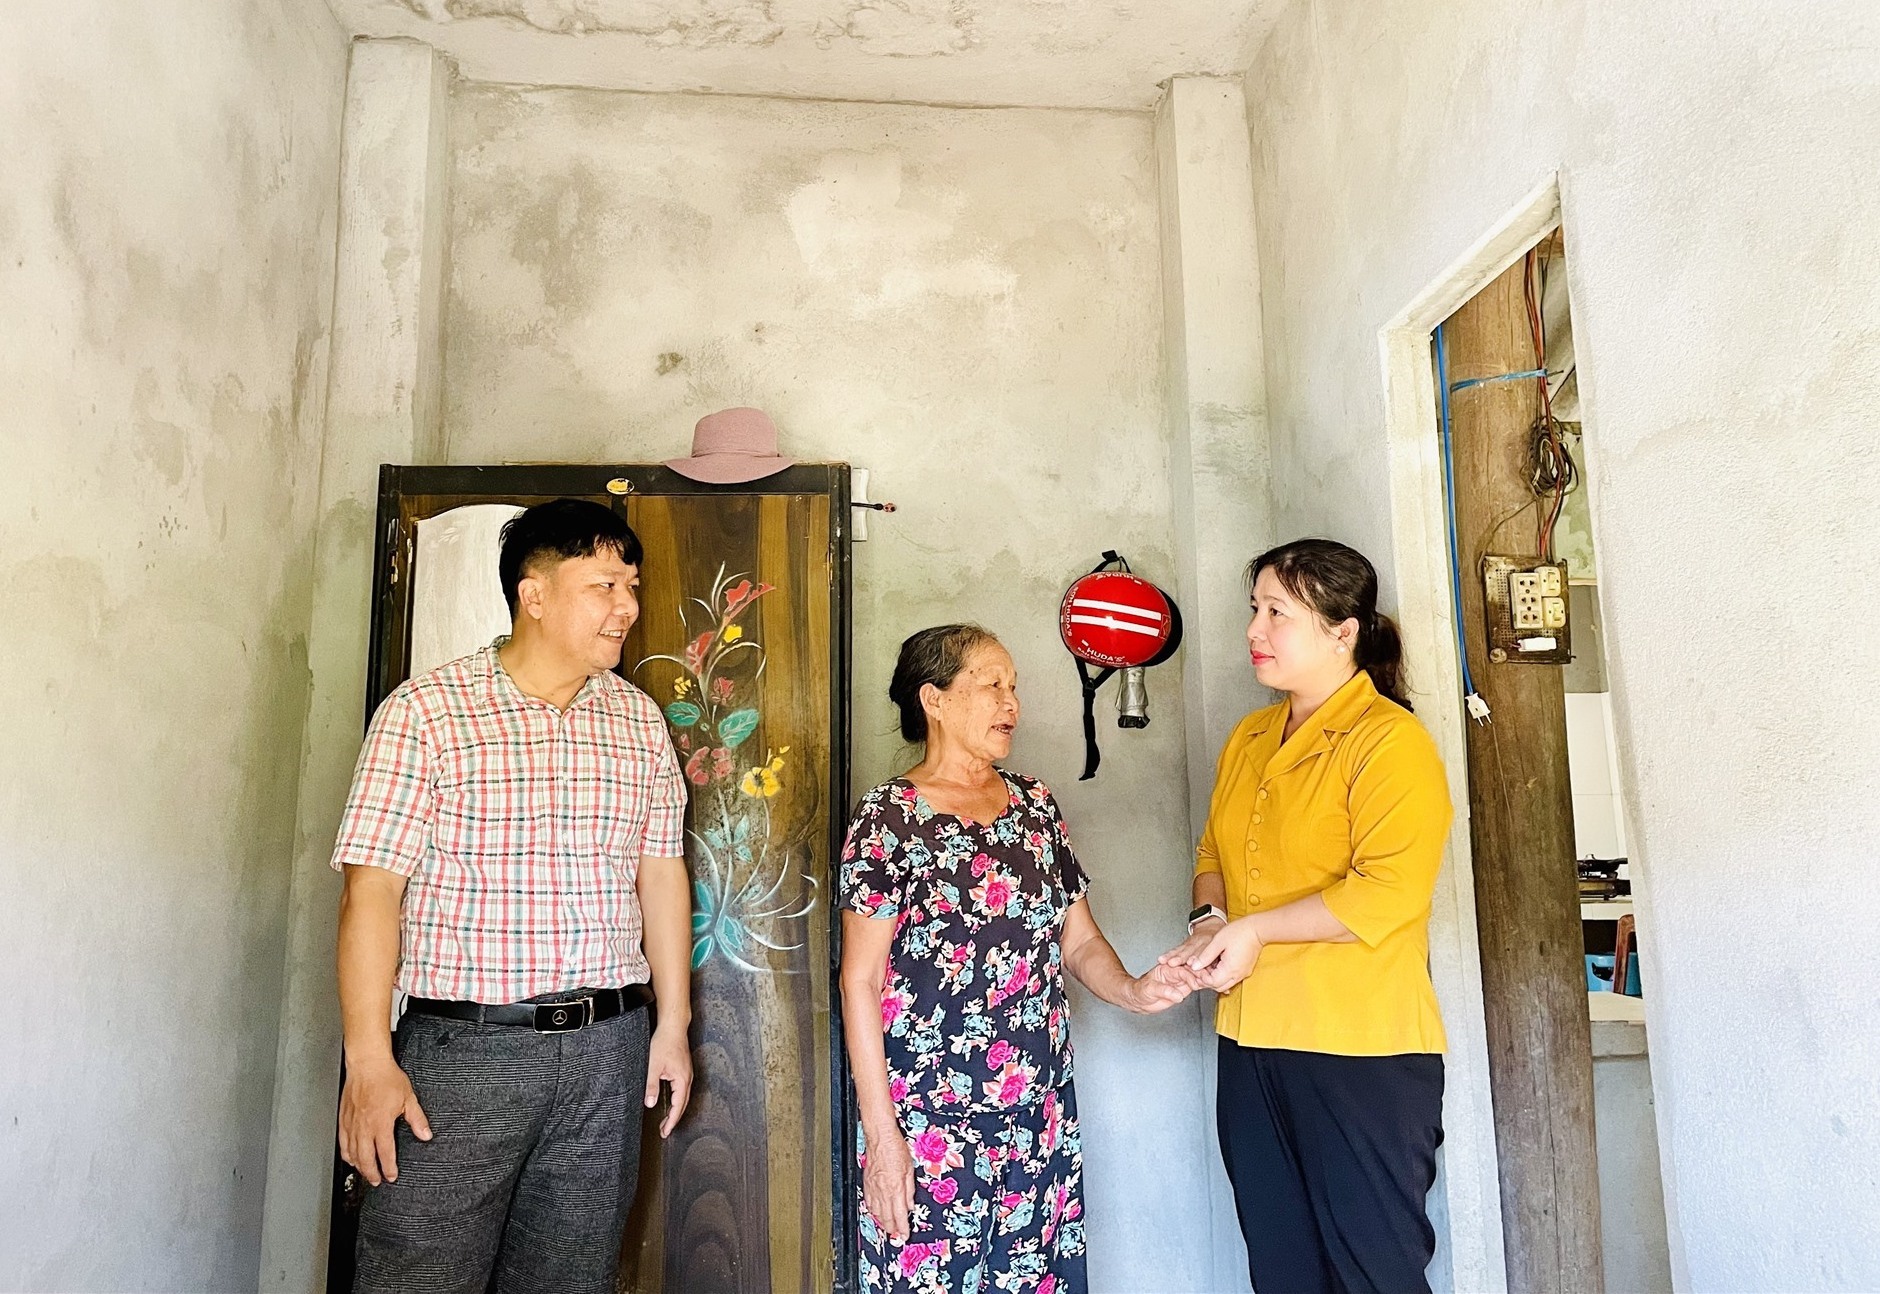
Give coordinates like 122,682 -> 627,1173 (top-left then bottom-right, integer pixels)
1524,248 -> 1577,559
1449,367 -> 1546,394
1434,323 -> 1490,724
1438,246 -> 1578,724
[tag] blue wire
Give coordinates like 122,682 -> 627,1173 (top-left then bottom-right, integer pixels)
1434,325 -> 1482,703
1449,367 -> 1546,393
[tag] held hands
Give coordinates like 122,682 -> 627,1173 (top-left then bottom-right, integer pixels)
645,1022 -> 695,1139
1159,915 -> 1266,993
1124,958 -> 1202,1012
338,1054 -> 432,1186
861,1121 -> 917,1243
1159,920 -> 1221,979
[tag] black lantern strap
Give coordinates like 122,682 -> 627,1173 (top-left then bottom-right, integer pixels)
1074,550 -> 1127,781
1077,658 -> 1116,781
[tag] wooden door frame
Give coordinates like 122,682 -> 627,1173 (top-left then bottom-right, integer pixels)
1372,176 -> 1566,1293
327,461 -> 857,1293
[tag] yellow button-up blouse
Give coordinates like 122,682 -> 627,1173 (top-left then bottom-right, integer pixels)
1197,671 -> 1452,1056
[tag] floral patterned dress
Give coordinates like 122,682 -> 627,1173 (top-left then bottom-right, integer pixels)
841,769 -> 1091,1294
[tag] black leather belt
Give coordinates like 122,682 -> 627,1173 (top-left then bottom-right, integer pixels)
405,983 -> 653,1034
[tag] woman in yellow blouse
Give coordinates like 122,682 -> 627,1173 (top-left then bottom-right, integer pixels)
1163,538 -> 1452,1294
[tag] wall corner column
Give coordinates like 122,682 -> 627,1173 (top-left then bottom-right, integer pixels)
1154,73 -> 1272,1294
258,37 -> 452,1292
1155,76 -> 1272,838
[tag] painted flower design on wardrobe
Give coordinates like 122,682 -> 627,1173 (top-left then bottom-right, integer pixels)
639,564 -> 816,971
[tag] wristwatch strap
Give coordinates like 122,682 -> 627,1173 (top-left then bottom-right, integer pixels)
1187,904 -> 1227,934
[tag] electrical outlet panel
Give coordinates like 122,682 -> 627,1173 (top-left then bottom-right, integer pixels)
1481,555 -> 1573,665
1510,572 -> 1544,630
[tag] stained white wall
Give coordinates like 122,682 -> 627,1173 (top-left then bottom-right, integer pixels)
0,1 -> 347,1288
1243,1 -> 1880,1288
440,84 -> 1224,1290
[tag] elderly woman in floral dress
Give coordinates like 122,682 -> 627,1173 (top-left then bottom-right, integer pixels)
839,625 -> 1195,1294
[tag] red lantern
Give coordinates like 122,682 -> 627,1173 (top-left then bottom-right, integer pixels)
1060,552 -> 1182,779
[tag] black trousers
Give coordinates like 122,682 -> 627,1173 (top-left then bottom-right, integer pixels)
1217,1038 -> 1444,1294
353,1001 -> 651,1294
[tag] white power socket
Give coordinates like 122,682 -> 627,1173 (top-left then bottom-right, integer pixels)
1537,564 -> 1567,628
1510,571 -> 1544,630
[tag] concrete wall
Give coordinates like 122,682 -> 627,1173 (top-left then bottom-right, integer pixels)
1243,1 -> 1880,1288
441,83 -> 1222,1290
0,1 -> 347,1287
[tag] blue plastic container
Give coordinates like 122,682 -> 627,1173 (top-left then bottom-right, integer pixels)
1584,953 -> 1642,996
1585,954 -> 1615,991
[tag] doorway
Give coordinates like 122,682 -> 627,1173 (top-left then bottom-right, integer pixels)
1378,180 -> 1672,1293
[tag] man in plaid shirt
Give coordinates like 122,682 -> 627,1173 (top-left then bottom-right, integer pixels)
331,498 -> 693,1293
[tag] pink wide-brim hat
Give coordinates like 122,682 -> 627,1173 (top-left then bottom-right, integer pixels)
665,407 -> 795,484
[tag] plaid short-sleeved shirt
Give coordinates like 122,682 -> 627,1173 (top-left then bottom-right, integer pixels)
330,640 -> 688,1003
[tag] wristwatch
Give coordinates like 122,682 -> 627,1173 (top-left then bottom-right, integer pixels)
1186,903 -> 1227,934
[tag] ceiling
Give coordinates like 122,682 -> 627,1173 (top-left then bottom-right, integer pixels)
322,0 -> 1286,110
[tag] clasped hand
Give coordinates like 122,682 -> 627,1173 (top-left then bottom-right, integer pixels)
1158,916 -> 1264,994
1125,958 -> 1201,1012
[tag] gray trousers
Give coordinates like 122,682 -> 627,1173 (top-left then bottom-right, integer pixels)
353,998 -> 651,1294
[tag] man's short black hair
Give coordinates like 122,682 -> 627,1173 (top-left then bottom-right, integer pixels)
497,498 -> 643,616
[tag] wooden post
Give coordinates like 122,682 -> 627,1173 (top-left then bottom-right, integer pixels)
1445,256 -> 1605,1293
